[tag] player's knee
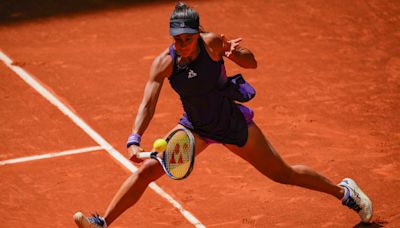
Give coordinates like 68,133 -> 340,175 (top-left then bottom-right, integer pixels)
137,160 -> 164,183
270,167 -> 294,185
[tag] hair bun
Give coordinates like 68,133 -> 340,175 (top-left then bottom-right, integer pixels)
175,2 -> 189,10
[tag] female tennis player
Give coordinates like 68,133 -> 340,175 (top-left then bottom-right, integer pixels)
74,2 -> 373,227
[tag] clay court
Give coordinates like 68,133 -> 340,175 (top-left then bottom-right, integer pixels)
0,0 -> 399,227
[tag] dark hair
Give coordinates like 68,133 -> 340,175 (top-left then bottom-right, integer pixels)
170,2 -> 206,33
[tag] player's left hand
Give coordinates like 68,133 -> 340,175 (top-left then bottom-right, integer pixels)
221,34 -> 242,57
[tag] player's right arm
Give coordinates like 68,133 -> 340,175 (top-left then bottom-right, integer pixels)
128,49 -> 173,162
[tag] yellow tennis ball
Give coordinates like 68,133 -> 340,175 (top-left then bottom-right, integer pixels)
153,139 -> 167,152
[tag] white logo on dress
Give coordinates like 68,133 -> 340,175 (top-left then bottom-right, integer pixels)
188,69 -> 198,79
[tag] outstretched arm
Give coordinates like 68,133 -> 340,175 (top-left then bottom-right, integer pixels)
133,62 -> 164,135
128,51 -> 172,161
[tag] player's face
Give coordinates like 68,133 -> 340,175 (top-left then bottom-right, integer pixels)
173,33 -> 200,57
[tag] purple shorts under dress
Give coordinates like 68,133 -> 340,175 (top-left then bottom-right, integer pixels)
179,104 -> 254,144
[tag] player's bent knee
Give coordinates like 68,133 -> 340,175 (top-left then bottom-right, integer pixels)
269,167 -> 294,185
137,160 -> 164,183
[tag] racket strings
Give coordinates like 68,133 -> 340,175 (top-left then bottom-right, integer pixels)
165,131 -> 194,179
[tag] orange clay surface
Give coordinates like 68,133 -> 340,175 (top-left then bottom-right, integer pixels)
1,0 -> 399,227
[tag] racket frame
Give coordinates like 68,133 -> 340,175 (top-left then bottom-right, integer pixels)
138,128 -> 195,180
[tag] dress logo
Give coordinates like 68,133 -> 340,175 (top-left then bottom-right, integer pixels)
188,69 -> 198,79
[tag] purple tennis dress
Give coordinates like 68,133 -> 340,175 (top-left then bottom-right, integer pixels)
168,38 -> 253,147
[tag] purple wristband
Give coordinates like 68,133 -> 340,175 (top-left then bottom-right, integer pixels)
127,133 -> 141,148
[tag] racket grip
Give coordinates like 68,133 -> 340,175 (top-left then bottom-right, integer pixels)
137,152 -> 154,159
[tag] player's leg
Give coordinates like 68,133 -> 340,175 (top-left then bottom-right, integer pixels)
74,124 -> 209,227
224,121 -> 372,222
224,121 -> 343,198
75,159 -> 164,228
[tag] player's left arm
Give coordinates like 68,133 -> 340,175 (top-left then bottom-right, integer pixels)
202,32 -> 257,68
219,34 -> 257,69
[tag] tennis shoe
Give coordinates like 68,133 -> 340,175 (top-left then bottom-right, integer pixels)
338,178 -> 373,223
73,212 -> 107,228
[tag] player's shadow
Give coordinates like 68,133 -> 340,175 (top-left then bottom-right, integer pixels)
0,0 -> 174,25
353,220 -> 387,228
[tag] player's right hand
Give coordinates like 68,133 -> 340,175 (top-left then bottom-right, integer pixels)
128,145 -> 144,163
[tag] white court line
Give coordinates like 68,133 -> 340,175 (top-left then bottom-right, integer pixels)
0,51 -> 205,228
0,146 -> 103,166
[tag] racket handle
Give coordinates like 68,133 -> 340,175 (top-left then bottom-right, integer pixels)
137,152 -> 154,159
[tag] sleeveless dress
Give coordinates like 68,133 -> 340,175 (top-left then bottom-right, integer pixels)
168,38 -> 253,147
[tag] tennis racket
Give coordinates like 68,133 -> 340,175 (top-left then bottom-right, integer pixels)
138,128 -> 195,180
